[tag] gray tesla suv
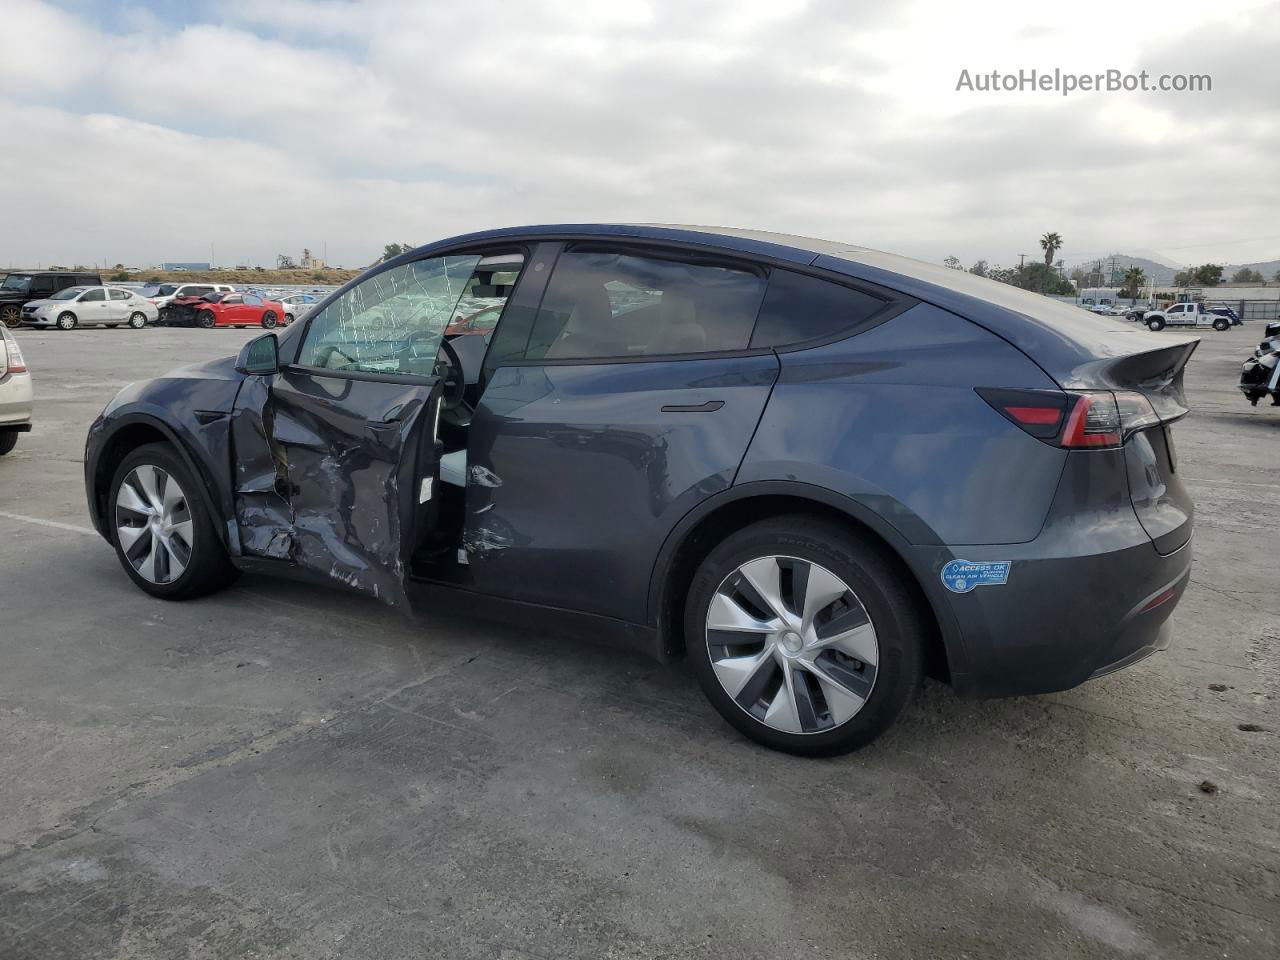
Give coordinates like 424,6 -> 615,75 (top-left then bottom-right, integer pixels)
84,225 -> 1196,754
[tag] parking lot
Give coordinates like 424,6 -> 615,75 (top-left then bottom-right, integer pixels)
0,325 -> 1276,958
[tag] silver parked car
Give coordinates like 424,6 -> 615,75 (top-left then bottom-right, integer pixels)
0,325 -> 32,455
22,286 -> 158,330
274,293 -> 322,324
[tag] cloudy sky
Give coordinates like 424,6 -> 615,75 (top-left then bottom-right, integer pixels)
2,0 -> 1278,270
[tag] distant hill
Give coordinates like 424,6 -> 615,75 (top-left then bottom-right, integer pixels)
1065,252 -> 1280,287
1068,254 -> 1178,286
1222,259 -> 1280,282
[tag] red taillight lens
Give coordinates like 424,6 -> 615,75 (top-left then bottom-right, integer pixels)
976,388 -> 1066,439
978,388 -> 1161,449
1059,392 -> 1121,448
3,338 -> 26,373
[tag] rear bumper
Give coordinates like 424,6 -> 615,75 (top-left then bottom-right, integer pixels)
0,371 -> 33,426
905,446 -> 1194,699
919,535 -> 1191,699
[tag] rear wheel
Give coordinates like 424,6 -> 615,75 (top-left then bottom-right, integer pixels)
56,312 -> 77,330
261,311 -> 278,329
128,312 -> 147,329
1213,318 -> 1229,331
685,516 -> 925,756
0,305 -> 20,329
1147,317 -> 1165,331
109,443 -> 236,600
197,310 -> 216,329
0,430 -> 18,455
284,313 -> 294,324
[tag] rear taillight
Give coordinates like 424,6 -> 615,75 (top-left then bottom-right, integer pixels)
979,388 -> 1161,449
3,338 -> 25,373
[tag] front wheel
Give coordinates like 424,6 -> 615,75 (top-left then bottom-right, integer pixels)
685,516 -> 925,756
197,310 -> 216,329
56,312 -> 78,330
108,443 -> 236,600
0,430 -> 18,456
260,311 -> 278,329
128,312 -> 147,329
1147,317 -> 1165,331
0,305 -> 20,329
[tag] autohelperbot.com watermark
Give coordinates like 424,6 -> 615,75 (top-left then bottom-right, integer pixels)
955,68 -> 1211,97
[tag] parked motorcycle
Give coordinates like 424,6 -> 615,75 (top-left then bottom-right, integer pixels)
1240,321 -> 1280,406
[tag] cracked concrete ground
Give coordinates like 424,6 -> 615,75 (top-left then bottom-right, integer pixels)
0,325 -> 1276,959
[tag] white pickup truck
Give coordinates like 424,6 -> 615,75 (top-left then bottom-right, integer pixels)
1142,302 -> 1233,332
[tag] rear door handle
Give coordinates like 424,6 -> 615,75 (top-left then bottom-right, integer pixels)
661,400 -> 724,413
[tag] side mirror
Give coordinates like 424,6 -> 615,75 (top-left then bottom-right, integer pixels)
235,333 -> 280,375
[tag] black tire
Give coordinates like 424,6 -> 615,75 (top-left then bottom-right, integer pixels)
284,313 -> 294,325
56,312 -> 78,330
108,442 -> 236,600
1147,317 -> 1165,331
0,430 -> 18,456
1213,318 -> 1229,331
197,310 -> 216,329
685,515 -> 926,756
261,311 -> 278,329
128,312 -> 147,329
0,305 -> 20,329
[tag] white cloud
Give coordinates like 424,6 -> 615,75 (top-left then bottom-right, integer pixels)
0,0 -> 1277,269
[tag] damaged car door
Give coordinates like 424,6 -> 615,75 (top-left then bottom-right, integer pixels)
230,254 -> 482,607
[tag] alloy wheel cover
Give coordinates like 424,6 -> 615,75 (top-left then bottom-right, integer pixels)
114,465 -> 195,584
706,555 -> 879,735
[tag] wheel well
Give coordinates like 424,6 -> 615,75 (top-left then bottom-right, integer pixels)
91,423 -> 171,524
657,495 -> 951,683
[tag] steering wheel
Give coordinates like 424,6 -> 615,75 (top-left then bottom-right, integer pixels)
398,331 -> 466,410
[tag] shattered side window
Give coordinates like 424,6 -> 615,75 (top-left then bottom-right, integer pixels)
298,255 -> 482,375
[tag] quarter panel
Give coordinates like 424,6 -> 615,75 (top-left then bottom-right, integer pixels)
739,303 -> 1068,545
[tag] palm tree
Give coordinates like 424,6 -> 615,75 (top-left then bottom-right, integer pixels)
1040,232 -> 1063,267
1120,266 -> 1146,297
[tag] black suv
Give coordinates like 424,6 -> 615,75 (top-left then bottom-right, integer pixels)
0,271 -> 103,328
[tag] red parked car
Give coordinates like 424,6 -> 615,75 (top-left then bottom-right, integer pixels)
443,304 -> 503,338
163,292 -> 288,329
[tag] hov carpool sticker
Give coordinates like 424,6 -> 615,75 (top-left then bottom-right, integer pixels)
941,559 -> 1012,594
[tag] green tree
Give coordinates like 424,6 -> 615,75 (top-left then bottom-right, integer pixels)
1040,231 -> 1063,267
1174,264 -> 1223,287
943,256 -> 963,270
109,271 -> 130,282
1119,266 -> 1146,297
968,259 -> 988,277
1023,262 -> 1074,295
1193,264 -> 1223,286
1231,267 -> 1263,283
382,242 -> 414,261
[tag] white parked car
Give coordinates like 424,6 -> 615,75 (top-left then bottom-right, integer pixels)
0,324 -> 32,455
274,293 -> 323,324
21,286 -> 159,330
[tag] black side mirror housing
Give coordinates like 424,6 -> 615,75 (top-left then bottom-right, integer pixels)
235,333 -> 280,375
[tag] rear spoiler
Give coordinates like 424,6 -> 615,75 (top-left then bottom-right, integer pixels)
1064,339 -> 1198,423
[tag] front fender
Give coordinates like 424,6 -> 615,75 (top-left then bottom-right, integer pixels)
85,393 -> 240,552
